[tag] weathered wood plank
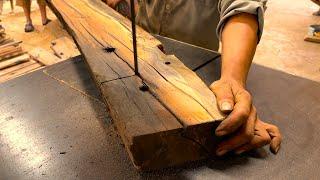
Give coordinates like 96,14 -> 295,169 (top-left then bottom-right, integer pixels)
101,76 -> 221,170
0,45 -> 24,61
0,40 -> 22,50
0,61 -> 36,77
47,0 -> 225,170
0,61 -> 42,83
50,0 -> 223,125
51,36 -> 80,60
0,54 -> 29,70
47,0 -> 134,83
29,47 -> 61,66
0,38 -> 13,46
304,35 -> 320,43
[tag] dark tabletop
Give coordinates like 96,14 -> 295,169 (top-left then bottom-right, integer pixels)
0,37 -> 320,179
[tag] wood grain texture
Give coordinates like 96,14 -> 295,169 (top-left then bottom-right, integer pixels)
0,40 -> 22,50
48,0 -> 223,125
47,0 -> 225,170
0,45 -> 24,61
304,35 -> 320,43
101,76 -> 222,169
0,54 -> 29,70
0,61 -> 42,83
0,38 -> 13,46
0,61 -> 36,77
29,47 -> 61,66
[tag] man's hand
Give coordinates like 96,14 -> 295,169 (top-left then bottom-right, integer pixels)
211,12 -> 282,156
210,79 -> 282,155
235,119 -> 282,155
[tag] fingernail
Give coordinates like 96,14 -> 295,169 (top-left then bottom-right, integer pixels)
215,129 -> 228,136
235,149 -> 246,155
274,146 -> 280,154
221,101 -> 232,111
216,149 -> 228,156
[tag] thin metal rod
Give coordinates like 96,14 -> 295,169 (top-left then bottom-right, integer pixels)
130,0 -> 139,76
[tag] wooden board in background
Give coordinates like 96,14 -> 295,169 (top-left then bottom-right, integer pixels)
29,47 -> 61,66
0,61 -> 36,77
0,54 -> 29,70
51,36 -> 80,60
0,60 -> 42,83
0,37 -> 13,45
0,40 -> 22,49
0,45 -> 24,61
304,35 -> 320,43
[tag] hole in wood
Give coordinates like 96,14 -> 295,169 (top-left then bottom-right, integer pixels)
157,44 -> 166,54
139,83 -> 149,92
104,47 -> 116,53
165,61 -> 171,65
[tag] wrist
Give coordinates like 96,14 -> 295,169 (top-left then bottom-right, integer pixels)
220,74 -> 246,87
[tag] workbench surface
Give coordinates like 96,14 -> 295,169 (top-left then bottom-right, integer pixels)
1,37 -> 320,179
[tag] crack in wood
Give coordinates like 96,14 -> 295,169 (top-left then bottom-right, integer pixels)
99,75 -> 135,85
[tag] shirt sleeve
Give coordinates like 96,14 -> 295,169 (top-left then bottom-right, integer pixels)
216,0 -> 267,43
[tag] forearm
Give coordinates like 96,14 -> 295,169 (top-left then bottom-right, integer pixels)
220,13 -> 258,86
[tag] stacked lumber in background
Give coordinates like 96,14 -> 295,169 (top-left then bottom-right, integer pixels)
0,25 -> 12,45
0,23 -> 80,83
0,25 -> 43,83
304,24 -> 320,44
0,25 -> 25,61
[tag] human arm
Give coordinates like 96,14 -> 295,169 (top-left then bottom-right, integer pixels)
210,3 -> 281,155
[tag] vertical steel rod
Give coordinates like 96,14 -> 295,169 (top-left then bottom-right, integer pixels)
130,0 -> 139,76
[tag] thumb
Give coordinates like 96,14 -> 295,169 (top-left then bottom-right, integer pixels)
210,82 -> 235,113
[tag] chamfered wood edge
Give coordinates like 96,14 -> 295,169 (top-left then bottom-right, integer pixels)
130,121 -> 223,170
100,60 -> 216,170
100,76 -> 223,170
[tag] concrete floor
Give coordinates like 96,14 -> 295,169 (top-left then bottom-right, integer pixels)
0,1 -> 71,52
254,0 -> 320,82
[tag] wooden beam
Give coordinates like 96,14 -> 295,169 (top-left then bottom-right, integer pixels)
0,54 -> 29,70
0,40 -> 22,49
0,38 -> 13,46
0,61 -> 42,83
304,35 -> 320,44
47,0 -> 225,170
0,61 -> 36,77
0,45 -> 24,61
